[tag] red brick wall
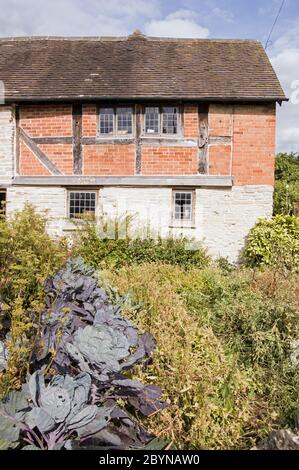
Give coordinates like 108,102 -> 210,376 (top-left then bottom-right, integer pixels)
209,105 -> 233,137
19,105 -> 72,136
209,145 -> 231,175
84,144 -> 135,175
38,144 -> 73,175
232,104 -> 276,185
142,146 -> 198,175
82,104 -> 97,137
17,103 -> 276,185
184,104 -> 199,138
19,141 -> 51,176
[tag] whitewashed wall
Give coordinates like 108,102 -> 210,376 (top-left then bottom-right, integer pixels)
0,106 -> 15,184
6,185 -> 273,262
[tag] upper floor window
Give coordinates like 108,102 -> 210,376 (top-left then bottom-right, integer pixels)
144,106 -> 180,135
99,108 -> 114,134
145,106 -> 160,134
99,106 -> 133,136
162,106 -> 178,134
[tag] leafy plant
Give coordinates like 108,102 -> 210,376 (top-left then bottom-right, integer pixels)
243,214 -> 299,272
73,216 -> 210,270
0,204 -> 68,398
0,257 -> 166,450
274,153 -> 299,216
0,371 -> 110,450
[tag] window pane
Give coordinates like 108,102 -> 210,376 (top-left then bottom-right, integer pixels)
174,192 -> 192,221
117,107 -> 132,134
145,106 -> 159,134
99,108 -> 114,134
69,192 -> 96,219
162,106 -> 178,134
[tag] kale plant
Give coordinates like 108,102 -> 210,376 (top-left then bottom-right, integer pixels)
0,257 -> 166,449
0,371 -> 111,450
35,258 -> 165,419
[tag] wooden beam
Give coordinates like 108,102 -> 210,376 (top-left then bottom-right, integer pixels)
15,106 -> 20,174
32,137 -> 73,144
19,128 -> 62,175
72,103 -> 82,175
198,104 -> 209,174
135,104 -> 142,174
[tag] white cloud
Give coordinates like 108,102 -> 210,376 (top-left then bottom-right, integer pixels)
212,7 -> 234,23
144,9 -> 209,38
0,0 -> 161,36
270,21 -> 299,153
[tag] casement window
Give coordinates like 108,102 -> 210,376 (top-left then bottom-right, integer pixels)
144,106 -> 180,135
68,191 -> 97,219
99,106 -> 133,135
0,190 -> 6,216
172,190 -> 194,224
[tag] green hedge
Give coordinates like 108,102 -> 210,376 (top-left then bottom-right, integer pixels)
73,219 -> 210,269
243,214 -> 299,272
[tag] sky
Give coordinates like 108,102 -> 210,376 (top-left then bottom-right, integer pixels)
0,0 -> 298,153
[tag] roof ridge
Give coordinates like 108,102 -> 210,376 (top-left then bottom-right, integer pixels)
0,35 -> 261,44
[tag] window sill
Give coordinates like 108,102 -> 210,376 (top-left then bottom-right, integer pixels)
169,224 -> 196,230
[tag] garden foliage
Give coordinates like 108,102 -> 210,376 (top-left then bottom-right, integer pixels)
274,153 -> 299,216
243,214 -> 299,272
0,258 -> 166,450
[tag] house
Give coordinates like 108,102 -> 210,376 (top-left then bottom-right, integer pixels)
0,31 -> 286,261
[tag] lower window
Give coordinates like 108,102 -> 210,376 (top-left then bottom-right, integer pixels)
0,190 -> 6,216
173,190 -> 194,224
69,191 -> 96,219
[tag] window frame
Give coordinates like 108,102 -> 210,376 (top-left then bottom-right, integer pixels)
171,189 -> 196,227
68,189 -> 98,220
0,190 -> 6,217
98,105 -> 135,138
142,104 -> 182,137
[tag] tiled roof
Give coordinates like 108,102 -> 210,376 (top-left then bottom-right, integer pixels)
0,32 -> 286,102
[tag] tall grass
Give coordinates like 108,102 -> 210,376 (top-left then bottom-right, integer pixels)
104,264 -> 299,449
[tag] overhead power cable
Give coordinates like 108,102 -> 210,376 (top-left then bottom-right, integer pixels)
265,0 -> 286,50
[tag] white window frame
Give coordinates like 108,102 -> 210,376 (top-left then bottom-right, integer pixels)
171,190 -> 195,227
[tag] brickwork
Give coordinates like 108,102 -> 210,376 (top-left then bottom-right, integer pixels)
82,104 -> 97,137
209,104 -> 233,137
209,144 -> 231,175
232,104 -> 276,185
19,141 -> 51,176
38,144 -> 73,175
19,105 -> 72,136
183,104 -> 199,138
83,144 -> 135,175
142,146 -> 198,175
15,103 -> 276,185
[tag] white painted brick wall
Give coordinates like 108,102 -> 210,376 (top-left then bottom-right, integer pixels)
0,106 -> 15,184
6,184 -> 273,262
6,186 -> 67,236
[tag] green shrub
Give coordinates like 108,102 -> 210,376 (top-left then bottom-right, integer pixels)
274,153 -> 299,216
0,204 -> 68,396
275,153 -> 299,183
243,215 -> 299,272
105,264 -> 299,449
274,180 -> 299,216
73,217 -> 210,269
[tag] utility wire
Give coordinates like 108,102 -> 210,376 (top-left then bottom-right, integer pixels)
265,0 -> 286,50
